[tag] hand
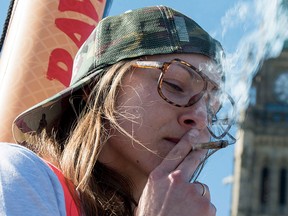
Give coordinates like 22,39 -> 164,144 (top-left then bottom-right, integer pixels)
135,129 -> 216,216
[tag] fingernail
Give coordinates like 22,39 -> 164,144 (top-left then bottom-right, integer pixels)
188,129 -> 200,138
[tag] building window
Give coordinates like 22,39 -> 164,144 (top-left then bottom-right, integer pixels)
249,86 -> 256,106
260,167 -> 270,205
279,168 -> 287,206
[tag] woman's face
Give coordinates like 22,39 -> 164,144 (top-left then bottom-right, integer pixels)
99,53 -> 219,185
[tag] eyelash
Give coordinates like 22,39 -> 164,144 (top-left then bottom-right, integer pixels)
163,80 -> 184,92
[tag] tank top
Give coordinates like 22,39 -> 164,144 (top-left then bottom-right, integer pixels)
46,162 -> 80,216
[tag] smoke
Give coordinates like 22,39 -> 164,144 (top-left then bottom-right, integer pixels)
220,0 -> 288,121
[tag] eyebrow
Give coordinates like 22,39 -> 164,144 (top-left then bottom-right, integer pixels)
133,60 -> 165,69
135,59 -> 222,87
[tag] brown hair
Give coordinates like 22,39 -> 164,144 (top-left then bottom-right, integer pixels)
32,60 -> 138,215
61,60 -> 138,215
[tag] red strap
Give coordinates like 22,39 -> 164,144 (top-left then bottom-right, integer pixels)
46,162 -> 80,216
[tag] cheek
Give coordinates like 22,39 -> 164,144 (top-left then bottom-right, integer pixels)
116,91 -> 162,137
114,89 -> 167,154
117,76 -> 162,122
115,73 -> 177,145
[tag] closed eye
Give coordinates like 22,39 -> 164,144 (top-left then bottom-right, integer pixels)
162,80 -> 184,92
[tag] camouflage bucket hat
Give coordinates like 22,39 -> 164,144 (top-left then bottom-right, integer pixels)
13,5 -> 223,143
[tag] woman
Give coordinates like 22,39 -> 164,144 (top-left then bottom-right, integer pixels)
0,5 -> 235,216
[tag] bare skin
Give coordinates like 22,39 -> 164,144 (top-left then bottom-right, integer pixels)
135,129 -> 216,216
100,53 -> 218,215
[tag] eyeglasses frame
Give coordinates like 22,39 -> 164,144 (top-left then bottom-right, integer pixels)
133,58 -> 236,143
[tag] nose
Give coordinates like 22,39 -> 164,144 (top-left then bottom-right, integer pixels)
177,98 -> 208,130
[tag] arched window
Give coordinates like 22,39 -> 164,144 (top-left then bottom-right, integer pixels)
279,168 -> 287,206
260,167 -> 270,205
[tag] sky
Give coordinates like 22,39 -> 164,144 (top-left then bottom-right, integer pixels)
1,1 -> 287,216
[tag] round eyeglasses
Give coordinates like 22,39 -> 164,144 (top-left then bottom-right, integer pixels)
133,58 -> 236,146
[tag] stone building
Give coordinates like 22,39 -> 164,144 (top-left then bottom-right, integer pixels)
231,40 -> 288,216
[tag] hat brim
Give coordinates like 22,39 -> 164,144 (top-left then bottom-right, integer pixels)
12,69 -> 104,144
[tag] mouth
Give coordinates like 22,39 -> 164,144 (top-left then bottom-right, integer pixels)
164,137 -> 180,144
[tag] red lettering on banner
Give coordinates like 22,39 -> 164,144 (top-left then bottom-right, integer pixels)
46,0 -> 102,86
47,48 -> 73,87
58,0 -> 99,22
55,18 -> 95,48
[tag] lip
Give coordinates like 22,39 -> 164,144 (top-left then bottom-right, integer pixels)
164,137 -> 180,144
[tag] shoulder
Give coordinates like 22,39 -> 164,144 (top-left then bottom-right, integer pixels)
0,142 -> 51,176
0,142 -> 66,216
1,142 -> 41,161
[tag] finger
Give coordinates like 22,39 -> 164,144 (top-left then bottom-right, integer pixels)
175,129 -> 209,181
176,148 -> 207,181
155,129 -> 201,175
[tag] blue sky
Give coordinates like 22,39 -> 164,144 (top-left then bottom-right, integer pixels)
1,1 -> 287,216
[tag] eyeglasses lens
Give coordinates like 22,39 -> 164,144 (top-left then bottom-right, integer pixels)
160,61 -> 205,106
207,92 -> 235,143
